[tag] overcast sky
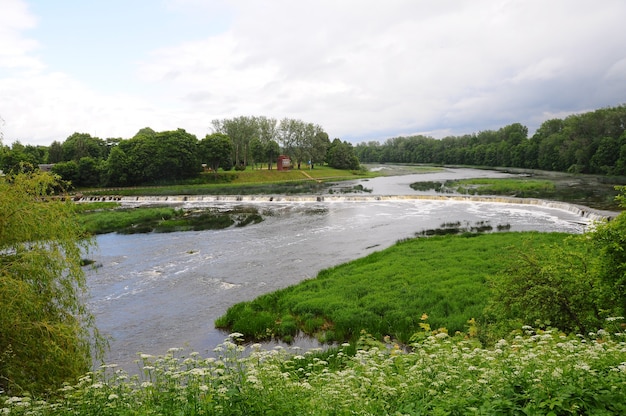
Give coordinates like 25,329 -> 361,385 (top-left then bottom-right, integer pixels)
1,0 -> 625,147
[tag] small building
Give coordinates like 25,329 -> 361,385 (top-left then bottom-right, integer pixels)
277,155 -> 291,171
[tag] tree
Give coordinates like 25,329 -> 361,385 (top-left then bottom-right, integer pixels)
310,130 -> 330,168
104,145 -> 130,186
61,133 -> 106,161
0,171 -> 106,395
152,129 -> 200,181
198,133 -> 233,178
249,138 -> 264,169
48,140 -> 64,163
327,139 -> 360,170
51,160 -> 80,185
264,140 -> 280,170
213,116 -> 257,167
77,156 -> 102,187
0,141 -> 40,172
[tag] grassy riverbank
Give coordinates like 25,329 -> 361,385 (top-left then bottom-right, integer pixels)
81,166 -> 375,197
215,232 -> 570,345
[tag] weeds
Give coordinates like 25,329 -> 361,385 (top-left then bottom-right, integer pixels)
3,325 -> 626,415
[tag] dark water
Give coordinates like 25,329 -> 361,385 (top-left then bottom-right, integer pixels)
85,168 -> 604,367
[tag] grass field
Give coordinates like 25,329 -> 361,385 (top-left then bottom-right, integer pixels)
215,232 -> 570,345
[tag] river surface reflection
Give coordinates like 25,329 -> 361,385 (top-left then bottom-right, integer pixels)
85,168 -> 600,368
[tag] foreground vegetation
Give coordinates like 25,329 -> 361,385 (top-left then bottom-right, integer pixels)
3,327 -> 626,415
0,172 -> 105,397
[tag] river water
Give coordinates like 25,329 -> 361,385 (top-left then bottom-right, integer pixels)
85,168 -> 610,367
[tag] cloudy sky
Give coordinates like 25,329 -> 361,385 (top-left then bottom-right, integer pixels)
1,0 -> 625,147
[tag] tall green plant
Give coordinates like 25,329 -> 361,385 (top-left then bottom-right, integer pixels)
0,171 -> 106,396
486,236 -> 608,335
591,185 -> 626,313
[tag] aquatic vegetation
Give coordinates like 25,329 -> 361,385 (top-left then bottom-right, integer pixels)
410,178 -> 555,197
78,206 -> 264,234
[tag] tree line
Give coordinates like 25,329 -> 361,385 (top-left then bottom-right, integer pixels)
0,116 -> 360,187
355,105 -> 626,175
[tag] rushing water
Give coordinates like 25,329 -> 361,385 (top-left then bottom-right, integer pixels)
85,168 -> 613,368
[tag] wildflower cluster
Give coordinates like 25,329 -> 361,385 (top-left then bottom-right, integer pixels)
2,326 -> 626,415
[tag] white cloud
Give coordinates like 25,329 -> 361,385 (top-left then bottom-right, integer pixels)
0,0 -> 43,71
2,0 -> 626,145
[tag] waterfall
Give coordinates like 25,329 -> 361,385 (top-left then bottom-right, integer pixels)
76,194 -> 618,221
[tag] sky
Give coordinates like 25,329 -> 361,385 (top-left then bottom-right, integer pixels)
1,0 -> 626,147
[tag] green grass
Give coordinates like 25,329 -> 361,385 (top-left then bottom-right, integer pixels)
411,178 -> 556,197
215,232 -> 569,344
83,166 -> 374,197
79,206 -> 263,235
451,178 -> 556,196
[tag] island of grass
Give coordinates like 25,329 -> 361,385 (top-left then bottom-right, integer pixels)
77,202 -> 263,235
215,231 -> 570,345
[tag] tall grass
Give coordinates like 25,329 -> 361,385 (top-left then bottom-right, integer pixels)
3,325 -> 626,415
216,232 -> 569,344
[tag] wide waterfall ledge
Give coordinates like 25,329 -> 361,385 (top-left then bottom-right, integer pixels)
77,194 -> 618,222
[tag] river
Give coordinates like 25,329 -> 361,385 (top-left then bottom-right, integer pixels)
85,168 -> 610,368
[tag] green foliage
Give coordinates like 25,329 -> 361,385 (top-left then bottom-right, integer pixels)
0,171 -> 106,396
216,232 -> 568,344
445,178 -> 555,196
590,185 -> 626,312
355,104 -> 626,177
486,236 -> 612,336
78,206 -> 263,234
198,132 -> 233,176
327,138 -> 360,170
79,207 -> 179,234
3,329 -> 626,414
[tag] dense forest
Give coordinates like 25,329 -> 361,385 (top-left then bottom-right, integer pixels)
355,105 -> 626,175
0,116 -> 360,188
